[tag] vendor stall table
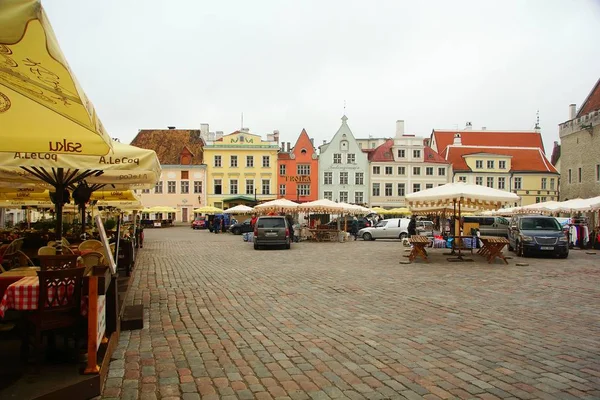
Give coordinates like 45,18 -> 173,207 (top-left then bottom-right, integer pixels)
478,236 -> 509,264
408,236 -> 430,263
308,229 -> 339,242
447,235 -> 476,262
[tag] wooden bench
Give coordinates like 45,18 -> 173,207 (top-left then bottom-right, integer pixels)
479,236 -> 509,264
408,235 -> 430,263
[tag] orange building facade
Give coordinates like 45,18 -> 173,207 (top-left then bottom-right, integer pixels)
277,129 -> 319,202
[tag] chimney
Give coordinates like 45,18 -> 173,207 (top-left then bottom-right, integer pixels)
286,142 -> 291,152
395,120 -> 405,137
465,122 -> 472,130
569,104 -> 576,120
481,126 -> 487,130
216,131 -> 224,140
281,142 -> 285,152
200,123 -> 209,135
241,127 -> 249,133
167,126 -> 176,130
453,133 -> 462,145
273,130 -> 279,143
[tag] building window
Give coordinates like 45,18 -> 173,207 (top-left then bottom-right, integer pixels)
499,160 -> 506,169
413,150 -> 421,158
279,164 -> 286,176
397,149 -> 405,158
181,181 -> 189,194
214,155 -> 222,167
476,160 -> 483,169
355,172 -> 364,185
514,177 -> 522,190
438,167 -> 445,176
486,177 -> 494,188
279,184 -> 286,196
193,181 -> 202,193
324,191 -> 333,200
413,167 -> 421,176
398,166 -> 406,175
262,156 -> 270,168
385,183 -> 393,196
339,172 -> 348,185
230,155 -> 238,167
426,183 -> 433,189
541,178 -> 547,189
246,156 -> 254,168
397,183 -> 405,196
297,184 -> 310,196
536,197 -> 541,203
261,179 -> 270,194
297,164 -> 310,175
230,179 -> 238,195
167,181 -> 176,193
458,176 -> 467,182
142,189 -> 150,194
214,179 -> 222,195
413,183 -> 421,193
550,178 -> 555,189
355,191 -> 363,204
426,167 -> 434,176
324,172 -> 333,185
245,180 -> 254,195
181,171 -> 189,179
347,153 -> 355,164
333,154 -> 342,164
568,169 -> 572,184
475,177 -> 483,185
578,167 -> 582,183
498,177 -> 505,190
385,166 -> 393,175
154,181 -> 163,194
339,191 -> 348,203
487,160 -> 494,169
372,183 -> 380,196
373,166 -> 381,175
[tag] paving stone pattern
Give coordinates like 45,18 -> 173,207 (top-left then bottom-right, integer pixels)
102,227 -> 600,399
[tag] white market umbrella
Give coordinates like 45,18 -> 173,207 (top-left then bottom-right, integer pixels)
406,182 -> 519,210
223,204 -> 254,214
297,199 -> 345,213
254,198 -> 299,213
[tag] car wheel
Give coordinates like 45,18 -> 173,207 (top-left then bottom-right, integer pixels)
285,240 -> 291,249
363,232 -> 372,241
399,233 -> 407,240
232,228 -> 241,235
254,243 -> 259,250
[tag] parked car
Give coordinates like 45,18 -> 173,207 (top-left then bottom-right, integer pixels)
508,215 -> 569,258
228,218 -> 253,235
253,216 -> 291,250
463,216 -> 510,237
191,216 -> 206,230
325,216 -> 371,232
416,220 -> 434,237
357,218 -> 410,241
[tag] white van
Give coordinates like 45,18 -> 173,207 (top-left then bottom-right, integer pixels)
357,218 -> 411,240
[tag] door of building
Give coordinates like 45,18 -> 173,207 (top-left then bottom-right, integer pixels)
182,207 -> 188,223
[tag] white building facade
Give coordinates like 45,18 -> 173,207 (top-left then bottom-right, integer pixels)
318,116 -> 370,205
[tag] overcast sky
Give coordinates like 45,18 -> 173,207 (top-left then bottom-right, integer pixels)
44,0 -> 600,153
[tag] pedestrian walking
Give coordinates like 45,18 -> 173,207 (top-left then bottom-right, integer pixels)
408,215 -> 417,238
350,216 -> 359,240
213,216 -> 220,234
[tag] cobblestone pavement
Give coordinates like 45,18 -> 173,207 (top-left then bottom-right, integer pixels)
102,227 -> 600,400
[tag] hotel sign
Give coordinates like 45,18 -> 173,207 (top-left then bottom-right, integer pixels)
283,175 -> 311,183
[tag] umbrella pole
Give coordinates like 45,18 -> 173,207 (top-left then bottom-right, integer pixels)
80,203 -> 87,240
55,181 -> 64,255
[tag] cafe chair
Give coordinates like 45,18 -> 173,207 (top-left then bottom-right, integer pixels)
47,241 -> 57,248
23,267 -> 85,371
80,251 -> 103,274
62,246 -> 76,255
38,246 -> 57,256
38,254 -> 79,271
78,240 -> 103,253
0,238 -> 25,270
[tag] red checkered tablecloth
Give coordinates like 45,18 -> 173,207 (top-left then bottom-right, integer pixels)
0,276 -> 87,318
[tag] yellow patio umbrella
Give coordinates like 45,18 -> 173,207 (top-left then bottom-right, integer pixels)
145,206 -> 177,213
0,0 -> 113,155
91,190 -> 139,202
193,206 -> 223,214
388,207 -> 411,215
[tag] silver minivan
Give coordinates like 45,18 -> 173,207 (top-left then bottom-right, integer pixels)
463,216 -> 510,237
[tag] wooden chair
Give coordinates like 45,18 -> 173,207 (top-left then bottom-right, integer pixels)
24,267 -> 85,371
38,246 -> 57,256
0,238 -> 24,270
78,240 -> 103,253
38,255 -> 79,271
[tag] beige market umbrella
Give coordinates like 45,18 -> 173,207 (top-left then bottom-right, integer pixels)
193,206 -> 223,214
254,199 -> 299,214
223,204 -> 254,214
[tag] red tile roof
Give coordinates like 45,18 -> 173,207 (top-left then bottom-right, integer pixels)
131,129 -> 204,165
576,77 -> 600,117
424,146 -> 450,164
432,130 -> 545,155
445,146 -> 558,173
368,139 -> 449,163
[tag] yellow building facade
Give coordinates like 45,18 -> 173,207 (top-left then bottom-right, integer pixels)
204,131 -> 279,209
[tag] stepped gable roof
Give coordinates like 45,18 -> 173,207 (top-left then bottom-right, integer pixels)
433,130 -> 545,155
131,129 -> 204,165
445,146 -> 558,173
576,77 -> 600,118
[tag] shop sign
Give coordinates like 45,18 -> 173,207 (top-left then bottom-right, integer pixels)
283,175 -> 311,182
